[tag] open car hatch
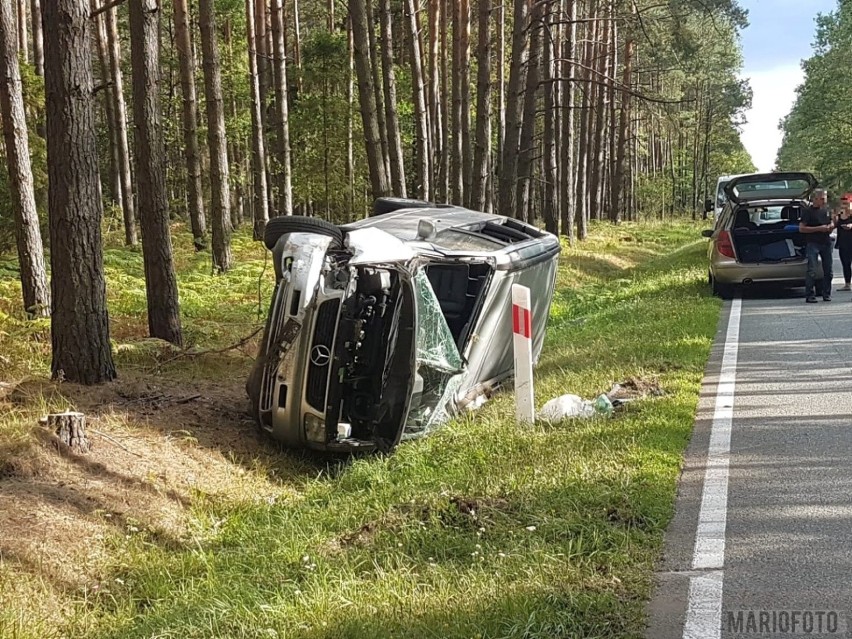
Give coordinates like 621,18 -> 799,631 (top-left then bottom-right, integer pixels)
723,172 -> 817,204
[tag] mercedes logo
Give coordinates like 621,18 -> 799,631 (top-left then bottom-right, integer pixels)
310,345 -> 331,367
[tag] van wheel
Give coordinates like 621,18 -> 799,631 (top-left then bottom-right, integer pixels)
263,215 -> 344,250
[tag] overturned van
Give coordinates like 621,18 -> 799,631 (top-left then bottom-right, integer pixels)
246,198 -> 560,452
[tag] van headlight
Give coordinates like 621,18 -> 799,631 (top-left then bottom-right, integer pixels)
304,414 -> 326,443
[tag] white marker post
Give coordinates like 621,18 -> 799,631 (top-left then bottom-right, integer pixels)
512,284 -> 535,425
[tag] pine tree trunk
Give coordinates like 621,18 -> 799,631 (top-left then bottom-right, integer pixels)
293,0 -> 303,94
365,0 -> 391,185
129,0 -> 183,345
16,0 -> 27,64
541,0 -> 558,234
559,0 -> 576,243
496,0 -> 505,200
91,0 -> 122,212
105,0 -> 136,246
459,0 -> 471,207
427,0 -> 441,196
498,0 -> 529,219
379,0 -> 406,196
29,0 -> 42,75
0,0 -> 49,317
245,0 -> 269,239
270,0 -> 294,216
254,0 -> 269,138
437,0 -> 449,201
173,0 -> 207,250
405,0 -> 430,200
450,0 -> 462,204
610,36 -> 635,223
575,1 -> 596,237
589,2 -> 611,221
43,0 -> 116,384
346,14 -> 355,215
514,1 -> 541,222
470,0 -> 491,212
349,0 -> 390,199
199,0 -> 233,269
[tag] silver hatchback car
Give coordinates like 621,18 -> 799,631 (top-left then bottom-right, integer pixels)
247,198 -> 560,452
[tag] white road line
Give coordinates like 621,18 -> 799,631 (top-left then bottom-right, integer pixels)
683,571 -> 724,639
682,298 -> 742,639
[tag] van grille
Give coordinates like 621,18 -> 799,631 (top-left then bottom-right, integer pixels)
305,299 -> 339,411
259,284 -> 289,413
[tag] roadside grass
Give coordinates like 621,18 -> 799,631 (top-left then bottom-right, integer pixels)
0,220 -> 720,638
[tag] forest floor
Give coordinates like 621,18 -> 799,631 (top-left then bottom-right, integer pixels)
0,219 -> 720,639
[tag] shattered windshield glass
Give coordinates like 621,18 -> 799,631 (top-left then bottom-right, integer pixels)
404,271 -> 464,438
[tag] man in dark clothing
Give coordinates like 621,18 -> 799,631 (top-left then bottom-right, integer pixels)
799,188 -> 834,303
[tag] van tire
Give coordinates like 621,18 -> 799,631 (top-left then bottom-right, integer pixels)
263,215 -> 344,250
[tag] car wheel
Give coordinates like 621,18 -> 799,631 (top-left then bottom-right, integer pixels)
711,275 -> 733,300
263,215 -> 344,250
372,197 -> 448,216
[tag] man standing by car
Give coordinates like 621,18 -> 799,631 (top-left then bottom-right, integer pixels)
799,188 -> 834,303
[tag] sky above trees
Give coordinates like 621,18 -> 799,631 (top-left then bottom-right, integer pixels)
739,0 -> 835,171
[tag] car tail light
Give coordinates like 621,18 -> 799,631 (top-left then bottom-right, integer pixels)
716,230 -> 736,259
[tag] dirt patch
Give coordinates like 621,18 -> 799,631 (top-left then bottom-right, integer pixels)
607,376 -> 666,402
0,367 -> 311,592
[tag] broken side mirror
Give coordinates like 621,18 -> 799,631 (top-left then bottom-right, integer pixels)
417,219 -> 437,240
704,199 -> 714,213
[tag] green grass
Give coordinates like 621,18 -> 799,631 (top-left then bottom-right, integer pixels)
0,220 -> 721,639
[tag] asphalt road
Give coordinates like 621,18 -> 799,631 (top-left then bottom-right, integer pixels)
646,268 -> 852,639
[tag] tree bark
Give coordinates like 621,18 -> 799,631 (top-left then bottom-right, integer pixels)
575,0 -> 597,238
198,0 -> 233,271
541,0 -> 558,234
379,0 -> 406,196
270,0 -> 294,216
30,0 -> 42,75
514,0 -> 541,222
589,0 -> 611,221
91,0 -> 122,212
129,0 -> 183,346
105,0 -> 136,246
610,36 -> 635,223
459,0 -> 471,207
427,0 -> 441,196
450,0 -> 462,204
470,0 -> 491,212
349,0 -> 390,199
245,0 -> 269,239
364,0 -> 391,187
172,0 -> 207,250
497,0 -> 529,218
559,0 -> 576,243
43,0 -> 116,384
48,412 -> 90,454
0,0 -> 49,317
16,0 -> 27,64
437,0 -> 449,201
405,0 -> 430,200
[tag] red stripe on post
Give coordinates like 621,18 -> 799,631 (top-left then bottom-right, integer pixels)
513,304 -> 532,338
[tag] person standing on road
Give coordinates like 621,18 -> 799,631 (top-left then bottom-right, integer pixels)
835,199 -> 852,291
799,188 -> 834,303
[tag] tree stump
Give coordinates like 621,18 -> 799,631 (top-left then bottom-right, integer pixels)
47,412 -> 90,454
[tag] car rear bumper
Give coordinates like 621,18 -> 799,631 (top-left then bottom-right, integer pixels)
711,260 -> 820,285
